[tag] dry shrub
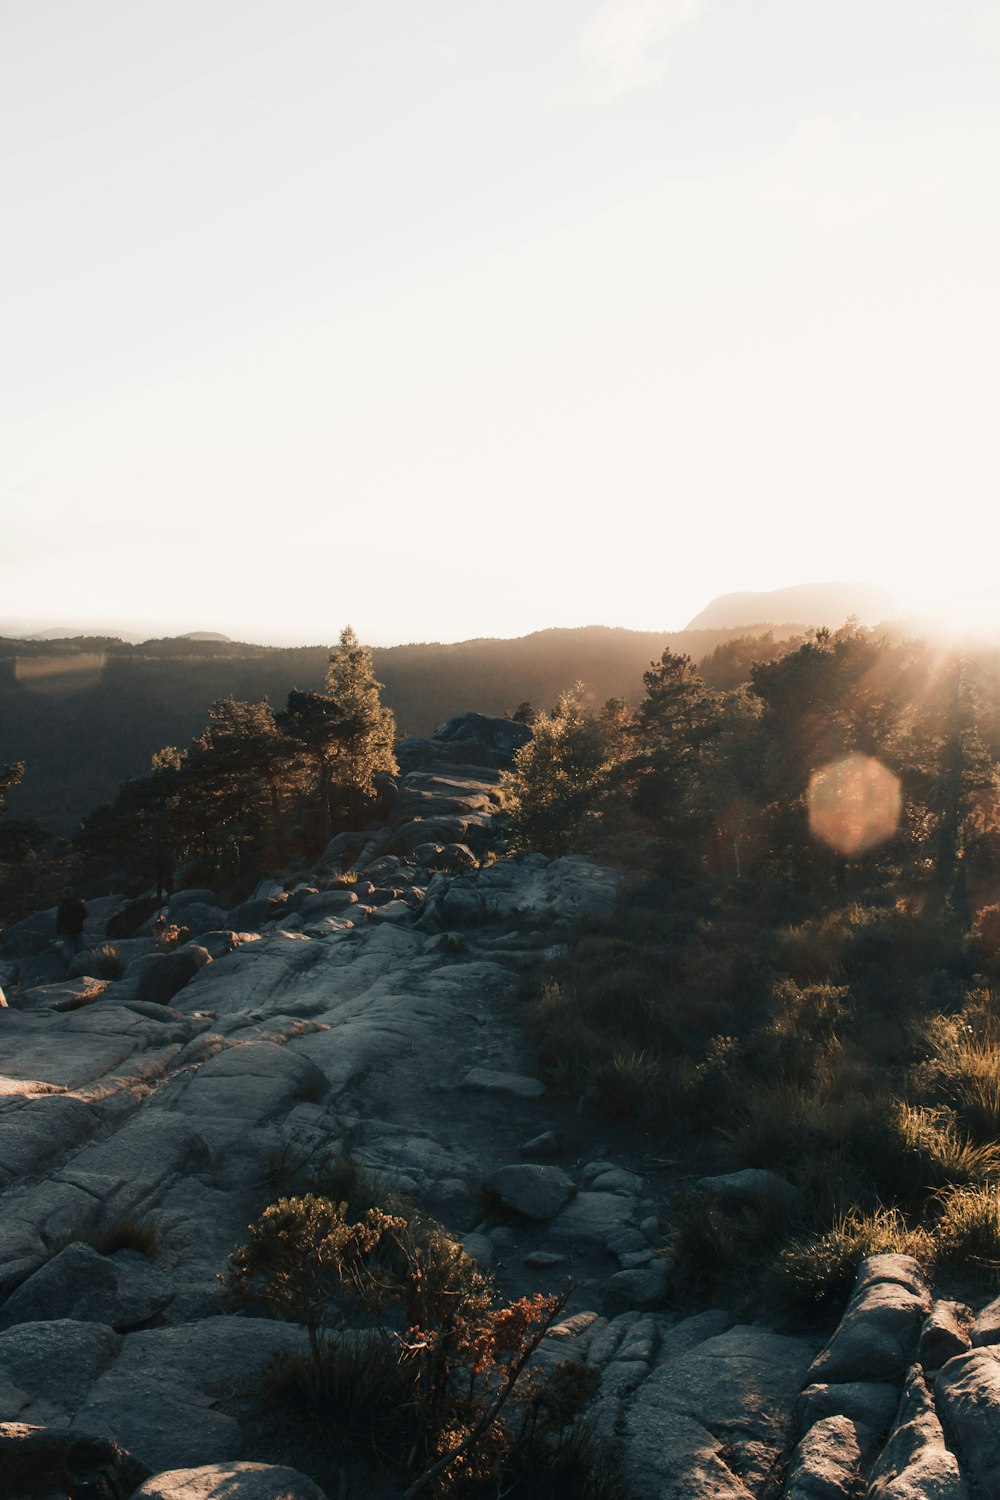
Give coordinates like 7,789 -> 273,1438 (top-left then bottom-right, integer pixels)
221,1194 -> 619,1498
972,904 -> 1000,975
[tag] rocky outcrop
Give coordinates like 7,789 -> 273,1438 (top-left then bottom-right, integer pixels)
6,726 -> 992,1498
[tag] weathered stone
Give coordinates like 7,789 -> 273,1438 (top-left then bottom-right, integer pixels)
624,1324 -> 816,1499
807,1255 -> 930,1385
935,1346 -> 1000,1494
460,1067 -> 545,1100
134,1461 -> 328,1499
519,1130 -> 560,1157
73,1317 -> 309,1473
603,1264 -> 670,1316
919,1300 -> 973,1370
482,1164 -> 575,1220
168,890 -> 219,914
798,1380 -> 900,1435
0,1242 -> 173,1333
136,948 -> 212,1006
298,890 -> 359,921
0,1320 -> 121,1421
0,1421 -> 151,1499
869,1363 -> 969,1498
551,1191 -> 634,1243
783,1415 -> 868,1499
697,1167 -> 798,1208
971,1293 -> 1000,1347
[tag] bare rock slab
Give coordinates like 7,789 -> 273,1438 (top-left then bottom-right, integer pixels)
935,1346 -> 1000,1496
869,1364 -> 969,1499
135,1461 -> 328,1499
72,1317 -> 309,1474
807,1255 -> 930,1386
783,1414 -> 869,1499
625,1323 -> 816,1498
459,1068 -> 545,1100
0,1242 -> 173,1333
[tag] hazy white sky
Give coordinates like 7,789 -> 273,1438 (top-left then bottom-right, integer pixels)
3,0 -> 999,645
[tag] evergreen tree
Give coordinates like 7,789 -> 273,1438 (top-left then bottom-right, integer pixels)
500,686 -> 608,856
324,625 -> 397,808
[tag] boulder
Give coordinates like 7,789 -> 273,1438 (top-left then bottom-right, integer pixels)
919,1300 -> 973,1371
0,1421 -> 151,1499
15,951 -> 68,988
460,1068 -> 545,1100
807,1255 -> 930,1385
135,947 -> 212,1005
783,1414 -> 870,1499
73,1317 -> 310,1474
603,1265 -> 670,1316
298,890 -> 359,921
935,1346 -> 1000,1494
134,1461 -> 328,1499
0,1320 -> 122,1420
0,908 -> 57,956
0,1242 -> 173,1333
696,1168 -> 798,1208
551,1191 -> 634,1244
798,1380 -> 900,1435
971,1293 -> 1000,1347
482,1164 -> 575,1220
167,890 -> 219,915
869,1364 -> 969,1498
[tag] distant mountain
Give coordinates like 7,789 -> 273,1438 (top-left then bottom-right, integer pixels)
22,626 -> 136,643
686,582 -> 897,632
175,632 -> 232,643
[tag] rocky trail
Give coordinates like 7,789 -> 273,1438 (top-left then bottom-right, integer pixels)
1,716 -> 999,1498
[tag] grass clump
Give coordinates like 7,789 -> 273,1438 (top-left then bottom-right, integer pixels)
86,942 -> 125,980
935,1185 -> 1000,1268
54,1213 -> 160,1261
766,1205 -> 934,1324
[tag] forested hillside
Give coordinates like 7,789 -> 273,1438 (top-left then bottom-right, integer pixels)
0,624 -> 803,835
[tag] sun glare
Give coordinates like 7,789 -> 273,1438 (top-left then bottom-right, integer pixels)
808,753 -> 901,857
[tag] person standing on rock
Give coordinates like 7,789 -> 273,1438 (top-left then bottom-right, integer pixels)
56,889 -> 87,956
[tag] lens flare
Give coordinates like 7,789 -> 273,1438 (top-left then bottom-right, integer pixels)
808,753 -> 901,856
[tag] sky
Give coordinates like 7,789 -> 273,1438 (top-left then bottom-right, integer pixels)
2,0 -> 999,646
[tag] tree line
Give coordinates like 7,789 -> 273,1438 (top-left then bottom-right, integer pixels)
501,624 -> 1000,924
74,627 -> 397,897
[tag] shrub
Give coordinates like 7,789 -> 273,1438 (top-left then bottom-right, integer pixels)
670,1186 -> 798,1301
221,1194 -> 615,1497
972,904 -> 1000,975
590,1049 -> 666,1124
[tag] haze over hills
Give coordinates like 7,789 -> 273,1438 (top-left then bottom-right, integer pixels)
685,581 -> 898,632
3,581 -> 896,652
0,582 -> 939,837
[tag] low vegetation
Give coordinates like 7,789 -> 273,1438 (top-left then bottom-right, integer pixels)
503,627 -> 1000,1323
221,1193 -> 623,1498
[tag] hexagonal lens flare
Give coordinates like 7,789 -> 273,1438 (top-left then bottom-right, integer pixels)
808,753 -> 901,856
